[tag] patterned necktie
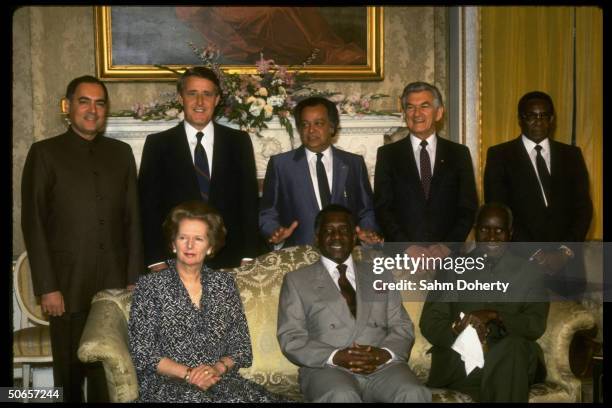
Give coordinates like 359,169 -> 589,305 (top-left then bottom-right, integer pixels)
534,145 -> 551,205
194,131 -> 210,201
316,152 -> 331,209
420,140 -> 432,198
336,263 -> 357,318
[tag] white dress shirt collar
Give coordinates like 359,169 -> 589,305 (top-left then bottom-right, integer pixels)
409,133 -> 437,177
305,146 -> 334,209
321,254 -> 356,291
184,121 -> 215,175
521,135 -> 551,206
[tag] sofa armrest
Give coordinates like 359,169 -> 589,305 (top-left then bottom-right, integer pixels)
78,290 -> 138,403
537,301 -> 596,401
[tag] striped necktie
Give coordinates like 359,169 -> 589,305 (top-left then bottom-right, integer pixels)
194,131 -> 210,201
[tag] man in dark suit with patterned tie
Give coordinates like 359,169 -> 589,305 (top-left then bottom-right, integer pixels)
138,67 -> 259,270
483,91 -> 593,297
374,82 -> 478,262
260,96 -> 381,248
277,205 -> 430,402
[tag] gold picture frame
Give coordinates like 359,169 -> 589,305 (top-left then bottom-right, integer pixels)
94,6 -> 383,81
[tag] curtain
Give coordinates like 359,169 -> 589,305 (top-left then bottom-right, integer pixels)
480,6 -> 602,239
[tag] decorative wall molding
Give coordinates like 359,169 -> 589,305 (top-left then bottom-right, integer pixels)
104,115 -> 405,181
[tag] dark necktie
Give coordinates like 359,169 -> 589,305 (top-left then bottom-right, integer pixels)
534,145 -> 551,205
336,263 -> 357,318
194,131 -> 210,201
316,152 -> 331,208
419,140 -> 432,198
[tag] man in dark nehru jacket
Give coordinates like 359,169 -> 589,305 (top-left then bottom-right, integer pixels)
22,75 -> 144,402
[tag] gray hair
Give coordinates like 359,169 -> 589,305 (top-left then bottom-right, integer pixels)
400,82 -> 444,111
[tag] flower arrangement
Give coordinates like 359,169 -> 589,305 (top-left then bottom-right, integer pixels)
111,43 -> 389,141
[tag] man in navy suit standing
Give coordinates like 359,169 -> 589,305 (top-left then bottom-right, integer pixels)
259,96 -> 381,248
139,67 -> 259,270
374,82 -> 478,261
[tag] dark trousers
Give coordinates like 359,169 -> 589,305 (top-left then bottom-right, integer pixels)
49,311 -> 109,403
445,335 -> 546,402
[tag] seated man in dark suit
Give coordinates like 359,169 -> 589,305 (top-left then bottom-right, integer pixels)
374,81 -> 478,263
484,91 -> 593,298
420,203 -> 549,402
277,204 -> 430,402
260,96 -> 381,248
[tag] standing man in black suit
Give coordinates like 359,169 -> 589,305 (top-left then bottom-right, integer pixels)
139,67 -> 259,270
22,75 -> 143,402
374,82 -> 478,262
484,91 -> 593,297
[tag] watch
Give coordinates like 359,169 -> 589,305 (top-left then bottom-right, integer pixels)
184,367 -> 192,383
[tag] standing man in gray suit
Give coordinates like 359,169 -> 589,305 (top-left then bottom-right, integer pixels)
277,204 -> 431,402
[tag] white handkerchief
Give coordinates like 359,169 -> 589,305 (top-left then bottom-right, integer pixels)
451,312 -> 485,375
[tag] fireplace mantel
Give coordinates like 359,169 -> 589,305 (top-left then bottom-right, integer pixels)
104,115 -> 404,181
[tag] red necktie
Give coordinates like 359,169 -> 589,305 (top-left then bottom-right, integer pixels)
337,263 -> 356,318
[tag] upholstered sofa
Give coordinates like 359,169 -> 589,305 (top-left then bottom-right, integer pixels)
78,245 -> 596,402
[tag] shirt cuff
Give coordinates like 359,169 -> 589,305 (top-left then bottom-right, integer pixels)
273,242 -> 285,251
382,347 -> 397,364
326,349 -> 340,366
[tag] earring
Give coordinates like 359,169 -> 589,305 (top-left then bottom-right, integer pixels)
172,248 -> 177,253
206,249 -> 212,256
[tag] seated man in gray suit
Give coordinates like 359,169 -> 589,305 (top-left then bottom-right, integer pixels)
277,204 -> 431,402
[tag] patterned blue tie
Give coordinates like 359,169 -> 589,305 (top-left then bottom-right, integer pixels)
194,131 -> 210,201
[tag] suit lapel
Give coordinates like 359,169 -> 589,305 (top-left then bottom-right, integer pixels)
429,136 -> 448,201
514,137 -> 547,208
331,147 -> 348,203
548,139 -> 562,206
354,262 -> 373,332
313,261 -> 355,323
173,122 -> 200,193
209,123 -> 228,197
397,138 -> 425,202
293,146 -> 320,211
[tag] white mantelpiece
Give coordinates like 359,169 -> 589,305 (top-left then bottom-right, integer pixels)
103,115 -> 404,181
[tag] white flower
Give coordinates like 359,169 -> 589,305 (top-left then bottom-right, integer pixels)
342,102 -> 356,116
263,104 -> 274,118
233,95 -> 243,104
348,93 -> 361,103
164,108 -> 179,118
257,87 -> 269,97
329,94 -> 346,103
268,95 -> 285,107
249,98 -> 266,116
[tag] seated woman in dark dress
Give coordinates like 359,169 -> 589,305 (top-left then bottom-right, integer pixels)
128,201 -> 288,402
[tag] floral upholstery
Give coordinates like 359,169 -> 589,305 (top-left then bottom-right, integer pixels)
78,245 -> 596,402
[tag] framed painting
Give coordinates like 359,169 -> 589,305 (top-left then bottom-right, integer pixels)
94,6 -> 383,81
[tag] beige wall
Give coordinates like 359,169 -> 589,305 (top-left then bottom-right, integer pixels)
12,6 -> 448,257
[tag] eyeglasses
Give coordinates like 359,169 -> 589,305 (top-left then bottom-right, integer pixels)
521,112 -> 553,122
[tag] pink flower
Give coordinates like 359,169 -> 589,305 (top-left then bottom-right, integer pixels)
256,53 -> 275,74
